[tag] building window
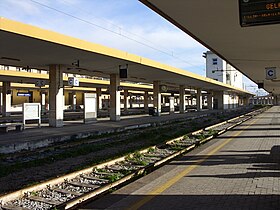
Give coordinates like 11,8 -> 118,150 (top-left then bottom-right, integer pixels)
212,58 -> 218,65
226,73 -> 230,85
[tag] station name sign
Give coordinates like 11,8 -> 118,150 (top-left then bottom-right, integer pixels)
239,0 -> 280,27
17,92 -> 32,97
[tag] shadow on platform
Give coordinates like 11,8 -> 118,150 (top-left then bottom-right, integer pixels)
168,146 -> 280,180
82,194 -> 280,210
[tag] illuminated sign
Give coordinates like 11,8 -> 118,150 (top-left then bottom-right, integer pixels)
239,0 -> 280,27
17,92 -> 32,97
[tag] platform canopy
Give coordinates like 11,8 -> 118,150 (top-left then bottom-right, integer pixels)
140,0 -> 280,94
0,17 -> 250,95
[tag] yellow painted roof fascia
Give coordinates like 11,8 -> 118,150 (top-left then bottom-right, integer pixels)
0,17 -> 141,64
0,70 -> 48,79
0,17 -> 251,95
0,70 -> 152,90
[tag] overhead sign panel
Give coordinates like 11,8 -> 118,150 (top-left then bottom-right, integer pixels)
68,77 -> 79,87
239,0 -> 280,27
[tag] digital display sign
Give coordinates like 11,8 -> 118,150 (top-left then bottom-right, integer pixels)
239,0 -> 280,27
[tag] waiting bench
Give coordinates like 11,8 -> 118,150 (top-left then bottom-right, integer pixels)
0,123 -> 23,133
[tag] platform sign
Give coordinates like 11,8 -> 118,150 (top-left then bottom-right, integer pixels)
23,103 -> 41,129
35,80 -> 46,87
266,67 -> 277,79
68,77 -> 79,87
239,0 -> 280,27
84,93 -> 97,124
17,92 -> 32,97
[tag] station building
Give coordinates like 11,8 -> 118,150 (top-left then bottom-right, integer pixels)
204,51 -> 244,109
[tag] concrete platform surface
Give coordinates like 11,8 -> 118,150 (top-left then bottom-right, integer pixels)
83,106 -> 280,210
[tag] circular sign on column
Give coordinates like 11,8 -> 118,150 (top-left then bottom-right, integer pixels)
265,67 -> 277,80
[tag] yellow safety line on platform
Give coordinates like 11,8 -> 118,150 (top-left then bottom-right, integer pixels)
126,118 -> 258,210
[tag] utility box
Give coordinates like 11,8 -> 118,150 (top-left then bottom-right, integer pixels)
84,93 -> 97,124
23,103 -> 41,129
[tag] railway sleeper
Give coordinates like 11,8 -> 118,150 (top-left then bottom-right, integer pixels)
169,142 -> 193,147
143,153 -> 166,158
68,181 -> 99,189
1,205 -> 30,210
28,195 -> 61,206
52,188 -> 82,197
115,163 -> 143,170
3,198 -> 53,210
80,175 -> 109,183
94,171 -> 118,176
142,156 -> 161,162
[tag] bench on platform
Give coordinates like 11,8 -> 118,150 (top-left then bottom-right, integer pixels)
0,123 -> 23,133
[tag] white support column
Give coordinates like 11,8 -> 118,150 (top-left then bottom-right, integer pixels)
0,91 -> 2,114
72,92 -> 77,111
231,93 -> 236,109
169,95 -> 175,114
162,95 -> 165,106
207,91 -> 214,110
124,89 -> 129,112
196,88 -> 202,111
41,92 -> 46,111
237,95 -> 242,107
49,65 -> 64,127
2,82 -> 11,117
144,91 -> 149,113
179,85 -> 185,113
110,74 -> 121,121
153,81 -> 161,116
174,96 -> 177,106
245,96 -> 250,106
96,87 -> 102,113
214,91 -> 224,110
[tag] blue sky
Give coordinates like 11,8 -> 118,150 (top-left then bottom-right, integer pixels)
0,0 -> 263,94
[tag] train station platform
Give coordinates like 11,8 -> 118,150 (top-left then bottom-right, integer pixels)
83,106 -> 280,210
0,109 -> 230,154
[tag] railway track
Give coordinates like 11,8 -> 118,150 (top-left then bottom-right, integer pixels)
0,108 -> 266,210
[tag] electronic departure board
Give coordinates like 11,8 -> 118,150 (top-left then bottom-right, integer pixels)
239,0 -> 280,27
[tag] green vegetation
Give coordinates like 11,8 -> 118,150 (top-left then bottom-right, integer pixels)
193,129 -> 218,141
170,144 -> 184,151
147,147 -> 156,153
30,191 -> 38,196
125,152 -> 149,166
207,129 -> 218,136
104,172 -> 123,182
